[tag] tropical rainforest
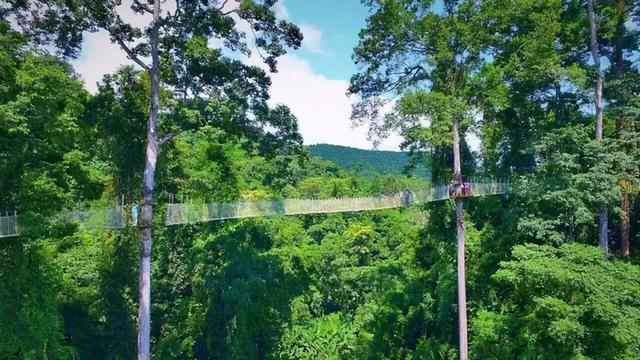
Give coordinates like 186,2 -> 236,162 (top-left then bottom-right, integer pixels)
1,0 -> 640,359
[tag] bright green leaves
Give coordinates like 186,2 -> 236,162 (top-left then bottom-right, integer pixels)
481,243 -> 640,359
472,64 -> 509,114
235,0 -> 303,71
387,90 -> 471,148
279,313 -> 358,359
532,296 -> 586,351
471,310 -> 511,359
566,63 -> 589,90
480,0 -> 567,83
0,28 -> 114,356
0,241 -> 74,359
512,124 -> 637,244
513,132 -> 587,244
167,127 -> 245,202
0,28 -> 106,215
9,54 -> 86,154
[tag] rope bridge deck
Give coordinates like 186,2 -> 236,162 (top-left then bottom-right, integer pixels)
165,181 -> 509,225
0,181 -> 509,237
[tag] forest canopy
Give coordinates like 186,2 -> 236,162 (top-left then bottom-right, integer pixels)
1,0 -> 640,359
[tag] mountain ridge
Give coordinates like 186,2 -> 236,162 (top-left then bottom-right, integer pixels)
308,143 -> 429,178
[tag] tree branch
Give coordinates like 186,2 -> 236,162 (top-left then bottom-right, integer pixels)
243,18 -> 266,60
159,132 -> 177,146
101,2 -> 150,71
218,0 -> 232,11
116,37 -> 150,71
172,0 -> 182,18
222,8 -> 237,16
132,0 -> 153,14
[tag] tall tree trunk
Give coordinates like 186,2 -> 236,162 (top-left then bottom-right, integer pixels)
587,0 -> 608,255
452,118 -> 467,360
613,0 -> 630,257
598,207 -> 608,252
138,2 -> 161,359
621,194 -> 630,256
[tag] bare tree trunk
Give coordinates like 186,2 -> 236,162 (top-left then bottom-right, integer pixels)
598,206 -> 608,252
138,2 -> 161,359
588,1 -> 604,142
452,118 -> 467,360
587,0 -> 608,255
621,194 -> 630,256
613,1 -> 630,257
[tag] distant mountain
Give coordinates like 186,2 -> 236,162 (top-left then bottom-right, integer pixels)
308,144 -> 429,178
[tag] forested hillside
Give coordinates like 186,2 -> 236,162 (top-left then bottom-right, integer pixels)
308,144 -> 430,178
1,1 -> 640,360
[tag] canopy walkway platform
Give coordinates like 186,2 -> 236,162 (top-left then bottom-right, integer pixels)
0,180 -> 510,237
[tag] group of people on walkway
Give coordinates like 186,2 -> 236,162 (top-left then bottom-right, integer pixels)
449,181 -> 473,198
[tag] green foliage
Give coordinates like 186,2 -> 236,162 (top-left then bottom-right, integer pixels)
512,125 -> 638,245
0,241 -> 73,359
349,0 -> 485,175
308,143 -> 430,178
0,23 -> 107,217
279,314 -> 358,359
1,1 -> 640,359
84,66 -> 149,194
473,243 -> 640,359
54,230 -> 137,359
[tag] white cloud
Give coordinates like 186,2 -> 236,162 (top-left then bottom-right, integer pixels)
246,54 -> 402,150
70,1 -> 402,151
466,133 -> 480,152
273,1 -> 289,19
71,30 -> 469,153
72,31 -> 137,93
299,24 -> 328,55
70,2 -> 161,93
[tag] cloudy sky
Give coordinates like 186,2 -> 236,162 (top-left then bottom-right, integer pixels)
70,0 -> 406,150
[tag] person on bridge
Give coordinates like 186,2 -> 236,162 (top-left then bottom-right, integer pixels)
462,182 -> 472,196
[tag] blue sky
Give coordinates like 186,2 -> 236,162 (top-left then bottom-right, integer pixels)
281,0 -> 369,80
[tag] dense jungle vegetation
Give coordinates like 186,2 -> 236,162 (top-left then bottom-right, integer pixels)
1,0 -> 640,359
308,144 -> 430,177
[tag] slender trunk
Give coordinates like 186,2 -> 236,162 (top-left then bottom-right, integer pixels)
555,83 -> 565,125
613,1 -> 630,256
588,0 -> 604,142
452,118 -> 467,360
587,0 -> 608,255
598,205 -> 609,253
613,2 -> 625,80
138,2 -> 161,359
621,193 -> 630,256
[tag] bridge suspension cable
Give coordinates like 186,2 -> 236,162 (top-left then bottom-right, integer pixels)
0,180 -> 510,237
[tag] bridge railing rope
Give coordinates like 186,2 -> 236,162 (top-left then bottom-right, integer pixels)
0,211 -> 18,238
0,206 -> 127,238
57,206 -> 127,229
166,181 -> 510,226
0,180 -> 510,236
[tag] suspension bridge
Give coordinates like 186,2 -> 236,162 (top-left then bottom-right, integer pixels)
0,180 -> 510,238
